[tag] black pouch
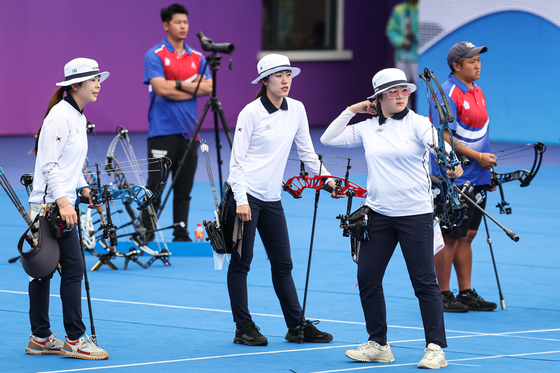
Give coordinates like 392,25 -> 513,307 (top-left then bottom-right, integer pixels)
204,182 -> 235,254
18,215 -> 61,278
48,204 -> 71,239
345,204 -> 372,241
343,205 -> 372,264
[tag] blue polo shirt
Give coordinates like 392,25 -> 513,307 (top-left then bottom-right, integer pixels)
429,74 -> 491,186
144,38 -> 211,138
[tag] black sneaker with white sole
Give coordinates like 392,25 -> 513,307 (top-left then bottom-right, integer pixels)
233,321 -> 268,346
441,290 -> 469,313
456,289 -> 497,311
285,320 -> 333,343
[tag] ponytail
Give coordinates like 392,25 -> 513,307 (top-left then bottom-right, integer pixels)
255,85 -> 266,99
254,76 -> 268,100
31,86 -> 71,155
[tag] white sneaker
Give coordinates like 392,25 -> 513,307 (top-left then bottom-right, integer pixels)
345,341 -> 395,362
61,335 -> 109,360
418,343 -> 448,369
26,334 -> 64,355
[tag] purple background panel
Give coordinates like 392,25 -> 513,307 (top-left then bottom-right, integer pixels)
0,0 -> 399,136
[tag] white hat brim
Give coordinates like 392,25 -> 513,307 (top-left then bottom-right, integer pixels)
56,71 -> 110,87
367,82 -> 417,99
251,66 -> 301,84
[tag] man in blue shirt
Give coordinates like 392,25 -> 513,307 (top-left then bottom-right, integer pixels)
143,3 -> 212,241
430,42 -> 498,313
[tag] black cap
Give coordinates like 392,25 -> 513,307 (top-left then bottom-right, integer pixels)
447,41 -> 488,67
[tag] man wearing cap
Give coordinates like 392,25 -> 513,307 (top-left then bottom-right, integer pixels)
143,3 -> 212,241
226,54 -> 336,346
429,41 -> 498,313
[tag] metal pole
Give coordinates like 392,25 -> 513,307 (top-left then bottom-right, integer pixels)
76,205 -> 97,344
482,214 -> 506,310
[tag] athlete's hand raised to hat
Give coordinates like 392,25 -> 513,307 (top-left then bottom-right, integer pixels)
348,100 -> 377,115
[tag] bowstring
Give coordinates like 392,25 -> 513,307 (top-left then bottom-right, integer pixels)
289,147 -> 367,164
491,143 -> 535,161
287,157 -> 368,174
118,135 -> 146,186
288,148 -> 368,176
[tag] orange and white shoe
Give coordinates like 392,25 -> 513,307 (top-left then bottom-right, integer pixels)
25,334 -> 64,355
61,335 -> 109,360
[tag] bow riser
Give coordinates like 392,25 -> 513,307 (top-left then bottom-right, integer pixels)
283,175 -> 367,199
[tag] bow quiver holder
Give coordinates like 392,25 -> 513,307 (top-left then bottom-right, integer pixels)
0,168 -> 60,277
200,141 -> 235,254
336,187 -> 370,264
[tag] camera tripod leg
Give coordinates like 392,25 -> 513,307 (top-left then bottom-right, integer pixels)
211,98 -> 233,196
157,100 -> 212,219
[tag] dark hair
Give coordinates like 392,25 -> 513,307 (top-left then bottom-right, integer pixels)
450,57 -> 466,74
161,3 -> 188,23
255,76 -> 269,99
31,85 -> 75,155
372,94 -> 382,117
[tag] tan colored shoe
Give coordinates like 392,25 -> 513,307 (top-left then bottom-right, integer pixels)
61,335 -> 109,360
25,334 -> 64,355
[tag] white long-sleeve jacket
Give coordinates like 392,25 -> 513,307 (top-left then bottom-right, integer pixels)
29,97 -> 89,206
228,95 -> 330,206
321,108 -> 440,217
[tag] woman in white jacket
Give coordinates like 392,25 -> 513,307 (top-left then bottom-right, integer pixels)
26,58 -> 109,360
321,68 -> 462,369
226,54 -> 336,346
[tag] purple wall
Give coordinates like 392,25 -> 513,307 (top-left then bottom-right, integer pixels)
0,0 -> 399,136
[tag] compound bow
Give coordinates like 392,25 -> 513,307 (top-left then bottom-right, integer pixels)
419,67 -> 470,230
491,142 -> 546,214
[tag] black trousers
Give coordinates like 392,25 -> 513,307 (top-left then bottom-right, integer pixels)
227,194 -> 302,329
29,228 -> 86,340
358,211 -> 447,348
143,135 -> 198,238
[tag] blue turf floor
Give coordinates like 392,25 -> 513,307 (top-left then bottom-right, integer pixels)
1,131 -> 559,372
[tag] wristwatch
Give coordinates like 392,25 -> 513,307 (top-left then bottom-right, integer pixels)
175,79 -> 182,90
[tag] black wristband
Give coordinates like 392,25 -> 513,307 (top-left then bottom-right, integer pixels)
175,79 -> 182,90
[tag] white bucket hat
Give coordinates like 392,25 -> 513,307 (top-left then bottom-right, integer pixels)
367,68 -> 416,99
55,58 -> 110,87
251,54 -> 301,84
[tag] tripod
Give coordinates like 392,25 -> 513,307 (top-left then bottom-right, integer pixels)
157,52 -> 233,218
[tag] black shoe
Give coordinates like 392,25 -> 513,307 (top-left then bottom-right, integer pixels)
456,289 -> 497,311
441,291 -> 469,313
285,320 -> 333,343
233,321 -> 268,346
172,236 -> 192,242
